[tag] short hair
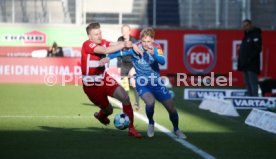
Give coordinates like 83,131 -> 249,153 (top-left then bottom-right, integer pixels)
86,22 -> 100,35
242,19 -> 252,24
140,27 -> 155,39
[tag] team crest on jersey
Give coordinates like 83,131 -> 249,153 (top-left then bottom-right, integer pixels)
157,48 -> 163,55
89,43 -> 96,48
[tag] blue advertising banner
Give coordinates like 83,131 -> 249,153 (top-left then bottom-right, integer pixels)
184,88 -> 246,100
225,97 -> 276,109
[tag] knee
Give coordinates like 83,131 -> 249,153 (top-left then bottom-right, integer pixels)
167,105 -> 176,113
168,107 -> 176,114
145,99 -> 155,106
164,102 -> 176,113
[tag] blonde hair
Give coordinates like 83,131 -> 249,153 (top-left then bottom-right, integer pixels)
140,27 -> 155,39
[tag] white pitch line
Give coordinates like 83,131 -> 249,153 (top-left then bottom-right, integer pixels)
108,97 -> 216,159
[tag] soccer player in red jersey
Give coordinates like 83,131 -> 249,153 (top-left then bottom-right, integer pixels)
81,22 -> 142,138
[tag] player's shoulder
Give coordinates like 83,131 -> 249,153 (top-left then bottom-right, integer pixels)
153,41 -> 164,56
101,39 -> 110,44
152,41 -> 162,49
83,39 -> 91,44
82,40 -> 98,52
83,39 -> 95,46
99,39 -> 110,47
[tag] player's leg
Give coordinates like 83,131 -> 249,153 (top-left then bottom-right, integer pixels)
140,92 -> 155,125
112,85 -> 142,138
94,103 -> 113,125
112,86 -> 133,126
140,92 -> 156,137
83,85 -> 113,125
154,85 -> 187,139
159,99 -> 186,139
159,98 -> 178,130
104,73 -> 132,126
104,73 -> 141,138
129,67 -> 140,110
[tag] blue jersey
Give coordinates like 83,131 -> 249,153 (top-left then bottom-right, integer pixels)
108,41 -> 171,101
130,41 -> 164,80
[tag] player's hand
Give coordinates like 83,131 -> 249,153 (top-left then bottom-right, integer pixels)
133,44 -> 143,56
147,44 -> 154,55
99,57 -> 110,66
124,41 -> 133,48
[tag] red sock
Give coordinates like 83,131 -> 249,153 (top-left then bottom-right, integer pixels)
123,104 -> 134,128
98,109 -> 107,119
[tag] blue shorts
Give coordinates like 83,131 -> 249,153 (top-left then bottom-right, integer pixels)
135,78 -> 171,102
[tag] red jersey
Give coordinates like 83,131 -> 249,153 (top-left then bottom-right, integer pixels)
81,39 -> 110,76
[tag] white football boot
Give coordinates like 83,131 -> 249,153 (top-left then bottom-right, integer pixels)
147,124 -> 155,138
174,130 -> 187,139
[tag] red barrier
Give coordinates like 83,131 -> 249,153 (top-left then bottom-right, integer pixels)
132,29 -> 276,86
0,57 -> 82,84
0,46 -> 81,57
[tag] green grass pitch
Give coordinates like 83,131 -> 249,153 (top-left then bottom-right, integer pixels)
0,84 -> 275,159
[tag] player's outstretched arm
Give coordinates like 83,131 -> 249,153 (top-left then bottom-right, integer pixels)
94,41 -> 132,55
133,44 -> 143,56
109,41 -> 125,46
99,57 -> 110,66
107,49 -> 133,59
110,42 -> 142,55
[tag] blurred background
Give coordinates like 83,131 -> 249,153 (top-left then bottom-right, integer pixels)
1,0 -> 276,28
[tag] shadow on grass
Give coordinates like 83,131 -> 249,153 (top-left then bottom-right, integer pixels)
0,126 -> 200,159
0,125 -> 276,159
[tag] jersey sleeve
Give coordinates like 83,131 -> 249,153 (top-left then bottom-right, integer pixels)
153,42 -> 164,56
152,42 -> 165,65
152,47 -> 165,65
107,49 -> 133,59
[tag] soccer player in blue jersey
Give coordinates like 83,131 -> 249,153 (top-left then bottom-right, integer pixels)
108,27 -> 186,139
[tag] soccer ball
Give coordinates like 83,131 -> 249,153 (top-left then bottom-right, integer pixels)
114,113 -> 130,130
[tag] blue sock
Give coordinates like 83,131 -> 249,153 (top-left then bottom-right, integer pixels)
145,105 -> 154,125
169,111 -> 179,132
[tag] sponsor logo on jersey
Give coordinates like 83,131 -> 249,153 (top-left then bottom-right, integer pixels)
157,48 -> 163,55
89,43 -> 96,49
